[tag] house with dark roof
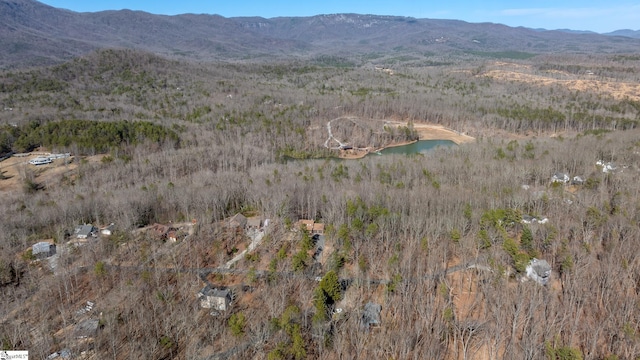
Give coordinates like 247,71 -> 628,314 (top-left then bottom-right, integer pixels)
526,258 -> 551,285
149,223 -> 178,241
197,285 -> 232,311
32,241 -> 56,259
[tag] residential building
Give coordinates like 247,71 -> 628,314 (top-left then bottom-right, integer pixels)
360,302 -> 382,329
32,241 -> 56,259
74,224 -> 97,239
551,172 -> 570,184
526,258 -> 552,285
74,318 -> 99,339
198,285 -> 232,311
295,219 -> 325,235
228,213 -> 247,229
100,223 -> 115,236
296,219 -> 314,232
312,223 -> 325,235
246,218 -> 262,230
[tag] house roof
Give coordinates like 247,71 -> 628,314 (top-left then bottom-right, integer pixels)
361,302 -> 382,328
312,223 -> 325,232
75,224 -> 95,237
200,285 -> 231,299
151,223 -> 174,238
74,318 -> 99,338
229,213 -> 247,227
522,215 -> 535,223
297,219 -> 314,232
526,258 -> 552,285
530,258 -> 551,275
101,223 -> 115,232
32,241 -> 54,254
247,218 -> 262,228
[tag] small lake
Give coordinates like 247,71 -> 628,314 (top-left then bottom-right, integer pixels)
375,140 -> 455,156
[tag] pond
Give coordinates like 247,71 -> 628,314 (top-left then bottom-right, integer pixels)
280,140 -> 456,162
375,140 -> 456,156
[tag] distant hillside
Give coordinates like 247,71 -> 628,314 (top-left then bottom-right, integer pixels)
604,29 -> 640,39
2,0 -> 640,68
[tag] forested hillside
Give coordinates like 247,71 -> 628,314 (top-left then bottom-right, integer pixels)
1,48 -> 640,359
2,0 -> 640,68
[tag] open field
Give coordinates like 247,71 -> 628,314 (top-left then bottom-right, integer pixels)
0,154 -> 104,193
482,61 -> 640,101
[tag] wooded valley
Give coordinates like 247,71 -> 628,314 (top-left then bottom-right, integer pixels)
1,47 -> 640,359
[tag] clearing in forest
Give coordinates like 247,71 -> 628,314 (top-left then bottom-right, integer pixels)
481,62 -> 640,101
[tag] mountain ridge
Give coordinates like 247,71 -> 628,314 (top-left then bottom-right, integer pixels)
2,0 -> 640,68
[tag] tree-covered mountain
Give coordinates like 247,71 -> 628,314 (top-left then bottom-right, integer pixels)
2,0 -> 640,68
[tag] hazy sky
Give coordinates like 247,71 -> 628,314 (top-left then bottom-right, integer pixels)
38,0 -> 640,33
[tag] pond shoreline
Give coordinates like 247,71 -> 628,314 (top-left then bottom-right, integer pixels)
338,122 -> 474,159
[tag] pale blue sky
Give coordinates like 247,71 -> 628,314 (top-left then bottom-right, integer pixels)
39,0 -> 640,33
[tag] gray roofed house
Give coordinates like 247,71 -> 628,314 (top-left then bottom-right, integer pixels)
521,215 -> 535,224
228,213 -> 247,229
46,348 -> 72,359
32,241 -> 56,259
526,258 -> 552,285
551,172 -> 570,184
74,318 -> 99,339
571,176 -> 586,185
197,285 -> 232,311
74,224 -> 97,239
361,302 -> 382,329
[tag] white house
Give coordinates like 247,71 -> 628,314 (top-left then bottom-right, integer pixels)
521,215 -> 549,225
100,223 -> 115,236
596,160 -> 617,173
